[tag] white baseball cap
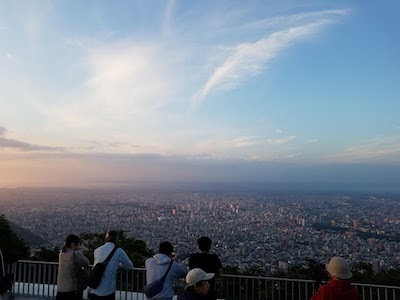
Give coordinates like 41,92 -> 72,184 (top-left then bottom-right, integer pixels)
186,268 -> 214,286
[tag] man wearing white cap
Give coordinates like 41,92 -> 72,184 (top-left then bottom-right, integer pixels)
178,268 -> 215,300
311,257 -> 358,300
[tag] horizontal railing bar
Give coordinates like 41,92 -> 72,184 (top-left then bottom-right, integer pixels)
8,260 -> 400,300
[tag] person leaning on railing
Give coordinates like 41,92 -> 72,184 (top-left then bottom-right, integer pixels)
56,234 -> 90,300
311,257 -> 358,300
145,241 -> 186,300
88,230 -> 133,300
188,237 -> 222,300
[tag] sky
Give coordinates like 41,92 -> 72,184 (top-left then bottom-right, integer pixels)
1,0 -> 400,192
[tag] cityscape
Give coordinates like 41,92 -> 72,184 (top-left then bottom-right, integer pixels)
0,188 -> 399,274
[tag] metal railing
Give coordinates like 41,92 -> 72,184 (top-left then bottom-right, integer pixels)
5,260 -> 400,300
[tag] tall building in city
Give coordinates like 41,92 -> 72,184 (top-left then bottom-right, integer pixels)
353,220 -> 358,230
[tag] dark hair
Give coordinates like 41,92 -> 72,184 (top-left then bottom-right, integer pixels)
159,241 -> 174,255
198,236 -> 212,252
106,230 -> 118,243
195,280 -> 206,288
62,234 -> 80,252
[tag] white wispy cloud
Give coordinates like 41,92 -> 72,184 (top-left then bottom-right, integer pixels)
307,139 -> 319,143
267,136 -> 296,145
162,0 -> 176,37
5,52 -> 18,62
192,9 -> 348,104
242,9 -> 349,32
329,136 -> 400,162
231,136 -> 262,147
284,152 -> 302,159
24,3 -> 53,45
275,129 -> 283,134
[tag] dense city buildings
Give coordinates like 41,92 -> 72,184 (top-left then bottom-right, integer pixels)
0,188 -> 399,273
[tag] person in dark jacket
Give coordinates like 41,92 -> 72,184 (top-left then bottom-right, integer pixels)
311,256 -> 358,300
178,268 -> 214,300
189,237 -> 222,300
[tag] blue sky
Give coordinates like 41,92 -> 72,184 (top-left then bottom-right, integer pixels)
1,0 -> 399,191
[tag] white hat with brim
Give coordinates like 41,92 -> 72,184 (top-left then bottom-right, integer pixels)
186,268 -> 215,286
326,257 -> 352,279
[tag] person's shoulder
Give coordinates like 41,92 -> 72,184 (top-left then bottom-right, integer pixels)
311,284 -> 330,300
178,288 -> 193,300
115,247 -> 126,254
145,256 -> 154,265
203,252 -> 220,262
74,249 -> 85,256
317,284 -> 331,293
189,253 -> 200,262
94,243 -> 106,251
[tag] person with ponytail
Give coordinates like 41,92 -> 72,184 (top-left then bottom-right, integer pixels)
56,234 -> 90,300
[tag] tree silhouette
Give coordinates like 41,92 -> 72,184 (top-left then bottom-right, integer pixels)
0,215 -> 30,262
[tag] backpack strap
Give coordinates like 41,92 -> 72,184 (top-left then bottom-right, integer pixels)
103,246 -> 118,266
160,259 -> 174,284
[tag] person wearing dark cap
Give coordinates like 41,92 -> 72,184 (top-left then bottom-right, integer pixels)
189,237 -> 222,300
178,268 -> 215,300
145,241 -> 186,300
311,256 -> 358,300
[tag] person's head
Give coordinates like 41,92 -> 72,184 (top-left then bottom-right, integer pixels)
105,230 -> 118,244
186,268 -> 214,295
62,234 -> 80,252
326,257 -> 352,280
159,241 -> 174,256
171,251 -> 177,261
197,236 -> 212,252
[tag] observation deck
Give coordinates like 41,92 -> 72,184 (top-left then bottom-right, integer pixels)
2,260 -> 400,300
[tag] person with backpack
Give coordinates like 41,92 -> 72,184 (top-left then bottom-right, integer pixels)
145,241 -> 186,300
88,231 -> 133,300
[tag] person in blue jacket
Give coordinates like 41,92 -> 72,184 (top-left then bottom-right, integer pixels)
145,241 -> 186,300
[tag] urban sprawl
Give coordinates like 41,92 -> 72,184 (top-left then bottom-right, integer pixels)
0,188 -> 399,273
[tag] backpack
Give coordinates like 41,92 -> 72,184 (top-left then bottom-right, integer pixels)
143,259 -> 173,298
88,246 -> 118,289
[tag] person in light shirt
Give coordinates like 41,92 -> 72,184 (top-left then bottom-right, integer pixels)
88,231 -> 133,300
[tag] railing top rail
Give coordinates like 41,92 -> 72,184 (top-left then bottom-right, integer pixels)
353,282 -> 400,289
17,260 -> 148,270
220,273 -> 315,283
17,260 -> 59,265
15,260 -> 400,290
